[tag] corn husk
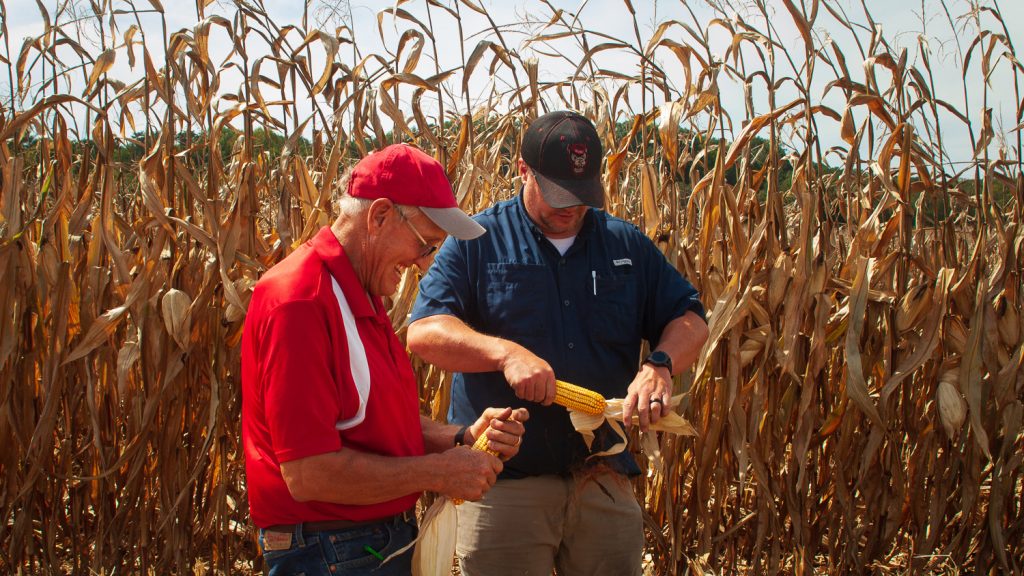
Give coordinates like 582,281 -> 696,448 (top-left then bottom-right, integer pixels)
412,497 -> 458,576
937,370 -> 967,441
161,288 -> 192,349
568,394 -> 698,457
380,497 -> 457,575
994,291 -> 1019,347
896,283 -> 932,332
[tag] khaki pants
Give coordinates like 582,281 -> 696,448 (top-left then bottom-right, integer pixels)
456,470 -> 643,576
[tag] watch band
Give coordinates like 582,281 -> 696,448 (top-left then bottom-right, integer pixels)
644,350 -> 673,374
454,424 -> 471,447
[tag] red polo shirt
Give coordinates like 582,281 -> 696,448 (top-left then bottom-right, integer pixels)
241,226 -> 424,528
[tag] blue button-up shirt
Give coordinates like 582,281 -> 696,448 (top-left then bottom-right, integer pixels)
411,194 -> 705,477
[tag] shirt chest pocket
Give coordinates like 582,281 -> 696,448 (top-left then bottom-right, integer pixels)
588,272 -> 639,344
483,264 -> 549,337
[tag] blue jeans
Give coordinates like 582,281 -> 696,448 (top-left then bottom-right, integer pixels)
259,515 -> 417,576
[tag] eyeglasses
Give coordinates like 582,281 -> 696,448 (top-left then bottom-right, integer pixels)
397,210 -> 439,259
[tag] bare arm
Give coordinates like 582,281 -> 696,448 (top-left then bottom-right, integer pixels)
622,310 -> 709,431
281,406 -> 529,505
407,314 -> 558,405
280,446 -> 497,505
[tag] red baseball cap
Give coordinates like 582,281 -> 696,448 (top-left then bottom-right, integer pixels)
348,144 -> 485,240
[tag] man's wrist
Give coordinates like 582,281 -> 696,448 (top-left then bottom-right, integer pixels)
453,424 -> 471,447
495,338 -> 521,373
643,350 -> 673,375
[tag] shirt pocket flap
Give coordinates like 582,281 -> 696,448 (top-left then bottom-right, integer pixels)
482,263 -> 549,336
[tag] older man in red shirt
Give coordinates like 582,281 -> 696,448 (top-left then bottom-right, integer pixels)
242,144 -> 527,575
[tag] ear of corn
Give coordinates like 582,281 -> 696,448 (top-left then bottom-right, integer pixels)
471,428 -> 500,456
936,368 -> 967,441
554,380 -> 607,415
452,426 -> 501,505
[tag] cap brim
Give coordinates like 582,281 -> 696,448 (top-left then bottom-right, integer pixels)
420,206 -> 486,240
533,172 -> 605,209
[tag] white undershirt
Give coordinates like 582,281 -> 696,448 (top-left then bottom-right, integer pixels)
546,235 -> 577,256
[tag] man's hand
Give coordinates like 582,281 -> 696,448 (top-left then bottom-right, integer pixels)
622,363 -> 672,432
468,407 -> 529,460
499,343 -> 556,405
436,449 -> 503,502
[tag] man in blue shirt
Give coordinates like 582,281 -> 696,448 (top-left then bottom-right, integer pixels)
407,111 -> 708,575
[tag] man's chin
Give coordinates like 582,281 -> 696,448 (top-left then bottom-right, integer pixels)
379,272 -> 415,300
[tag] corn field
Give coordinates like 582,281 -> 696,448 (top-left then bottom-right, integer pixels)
1,0 -> 1021,573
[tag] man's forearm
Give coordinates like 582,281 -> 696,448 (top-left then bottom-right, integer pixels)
280,438 -> 505,506
652,310 -> 709,375
280,448 -> 445,505
407,314 -> 517,373
421,416 -> 463,453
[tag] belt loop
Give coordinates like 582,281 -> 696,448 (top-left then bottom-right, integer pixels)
293,522 -> 306,547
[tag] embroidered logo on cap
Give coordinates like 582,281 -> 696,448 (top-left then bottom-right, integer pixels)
568,143 -> 588,175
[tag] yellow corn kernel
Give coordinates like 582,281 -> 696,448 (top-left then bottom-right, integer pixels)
471,429 -> 500,456
554,380 -> 606,415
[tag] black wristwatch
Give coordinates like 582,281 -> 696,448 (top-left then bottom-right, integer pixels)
643,350 -> 673,375
453,424 -> 470,447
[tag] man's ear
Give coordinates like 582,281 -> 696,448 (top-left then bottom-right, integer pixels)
517,158 -> 530,178
366,198 -> 394,234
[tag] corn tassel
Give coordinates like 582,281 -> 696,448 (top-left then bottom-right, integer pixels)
554,380 -> 606,415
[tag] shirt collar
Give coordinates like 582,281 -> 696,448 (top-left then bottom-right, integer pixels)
311,226 -> 381,319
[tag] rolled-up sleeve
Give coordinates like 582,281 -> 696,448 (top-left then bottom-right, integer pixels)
640,239 -> 706,344
411,237 -> 473,323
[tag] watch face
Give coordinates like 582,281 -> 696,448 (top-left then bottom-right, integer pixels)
646,351 -> 671,369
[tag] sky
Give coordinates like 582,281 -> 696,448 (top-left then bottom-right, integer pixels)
2,0 -> 1021,167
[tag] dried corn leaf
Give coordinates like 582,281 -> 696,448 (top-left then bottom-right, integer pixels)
845,256 -> 884,427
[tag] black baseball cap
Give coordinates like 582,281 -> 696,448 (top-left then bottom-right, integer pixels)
521,111 -> 604,208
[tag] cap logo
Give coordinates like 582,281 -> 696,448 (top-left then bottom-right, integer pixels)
568,143 -> 588,175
